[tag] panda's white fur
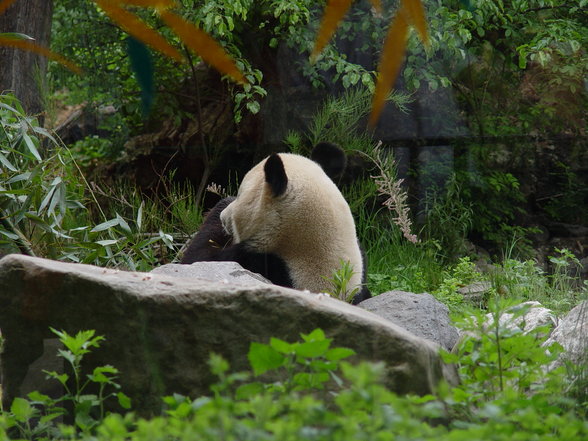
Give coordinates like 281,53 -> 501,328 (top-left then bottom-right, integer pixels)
220,152 -> 363,294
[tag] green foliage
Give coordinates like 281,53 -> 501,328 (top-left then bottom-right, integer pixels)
433,257 -> 483,310
489,248 -> 587,314
542,161 -> 588,225
3,326 -> 587,440
2,328 -> 130,439
422,175 -> 473,262
443,298 -> 565,408
49,0 -> 387,128
323,260 -> 360,303
0,93 -> 178,269
303,87 -> 412,155
405,0 -> 587,136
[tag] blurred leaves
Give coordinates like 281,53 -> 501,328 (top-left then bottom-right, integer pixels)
312,0 -> 429,126
0,32 -> 82,74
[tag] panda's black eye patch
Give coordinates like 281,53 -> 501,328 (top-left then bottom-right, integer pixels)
264,154 -> 288,197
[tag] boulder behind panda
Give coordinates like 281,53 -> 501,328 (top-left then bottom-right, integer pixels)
181,142 -> 371,304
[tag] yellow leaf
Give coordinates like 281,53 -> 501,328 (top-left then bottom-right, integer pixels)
0,0 -> 18,16
159,10 -> 246,84
311,0 -> 353,62
116,0 -> 174,9
367,0 -> 382,14
401,0 -> 429,46
368,8 -> 409,127
0,37 -> 82,74
94,0 -> 183,62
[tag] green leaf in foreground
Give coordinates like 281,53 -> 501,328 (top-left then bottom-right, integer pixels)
248,342 -> 285,375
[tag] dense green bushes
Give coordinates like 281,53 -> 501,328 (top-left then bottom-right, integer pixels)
2,309 -> 587,440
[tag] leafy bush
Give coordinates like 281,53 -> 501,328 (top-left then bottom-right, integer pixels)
0,93 -> 178,269
2,328 -> 130,439
2,325 -> 587,440
433,257 -> 483,310
490,248 -> 588,314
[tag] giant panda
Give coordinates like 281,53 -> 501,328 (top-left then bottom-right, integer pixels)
181,142 -> 371,304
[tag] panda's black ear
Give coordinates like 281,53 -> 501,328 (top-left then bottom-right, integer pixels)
264,153 -> 288,197
311,142 -> 347,181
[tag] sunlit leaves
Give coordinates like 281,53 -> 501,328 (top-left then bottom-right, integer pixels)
312,0 -> 430,126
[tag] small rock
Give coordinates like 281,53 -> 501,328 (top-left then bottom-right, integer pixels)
458,281 -> 492,305
358,291 -> 459,351
486,301 -> 557,336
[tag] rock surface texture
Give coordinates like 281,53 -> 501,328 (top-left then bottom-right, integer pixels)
358,291 -> 460,351
544,301 -> 588,370
0,255 -> 457,416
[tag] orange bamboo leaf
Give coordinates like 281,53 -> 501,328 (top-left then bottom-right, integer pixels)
116,0 -> 174,9
0,36 -> 82,74
311,0 -> 353,62
367,0 -> 382,13
401,0 -> 429,46
368,8 -> 409,127
159,10 -> 246,84
0,0 -> 18,16
94,0 -> 183,62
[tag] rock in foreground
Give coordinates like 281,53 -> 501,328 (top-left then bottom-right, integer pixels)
0,254 -> 457,415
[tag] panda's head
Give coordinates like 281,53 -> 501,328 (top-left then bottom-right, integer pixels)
219,142 -> 350,254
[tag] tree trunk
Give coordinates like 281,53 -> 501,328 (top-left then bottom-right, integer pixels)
0,0 -> 54,121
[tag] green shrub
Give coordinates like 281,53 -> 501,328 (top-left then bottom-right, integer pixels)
1,328 -> 130,439
2,325 -> 587,440
0,93 -> 178,269
433,257 -> 483,310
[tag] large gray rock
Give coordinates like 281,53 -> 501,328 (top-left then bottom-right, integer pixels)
358,291 -> 459,351
544,301 -> 588,370
0,255 -> 457,416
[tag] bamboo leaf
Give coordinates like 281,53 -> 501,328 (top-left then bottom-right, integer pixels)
401,0 -> 429,45
159,10 -> 246,84
21,131 -> 42,162
136,201 -> 143,230
0,0 -> 18,16
91,217 -> 120,232
39,183 -> 58,214
0,151 -> 16,171
368,8 -> 409,127
311,0 -> 354,62
94,0 -> 183,62
0,32 -> 34,41
0,37 -> 82,74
